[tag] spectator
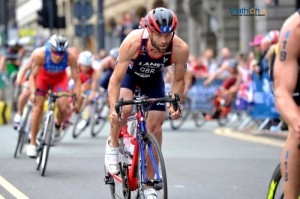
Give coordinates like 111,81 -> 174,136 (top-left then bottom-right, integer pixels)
203,48 -> 218,74
152,0 -> 168,8
120,11 -> 134,43
133,6 -> 147,29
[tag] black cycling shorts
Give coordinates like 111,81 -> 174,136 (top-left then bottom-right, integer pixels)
121,71 -> 166,111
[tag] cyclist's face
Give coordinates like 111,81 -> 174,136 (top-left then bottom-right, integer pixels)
79,64 -> 92,72
50,50 -> 65,63
149,31 -> 173,53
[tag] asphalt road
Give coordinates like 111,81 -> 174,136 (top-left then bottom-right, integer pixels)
0,118 -> 284,199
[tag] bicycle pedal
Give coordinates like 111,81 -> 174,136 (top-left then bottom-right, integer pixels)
104,175 -> 115,185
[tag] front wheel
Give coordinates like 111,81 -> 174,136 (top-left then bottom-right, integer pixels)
72,114 -> 85,139
90,103 -> 107,137
40,114 -> 54,176
266,163 -> 284,199
138,133 -> 167,199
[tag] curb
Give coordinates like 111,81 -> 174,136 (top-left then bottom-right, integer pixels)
235,128 -> 288,140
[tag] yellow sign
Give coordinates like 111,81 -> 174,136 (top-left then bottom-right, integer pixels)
18,29 -> 36,37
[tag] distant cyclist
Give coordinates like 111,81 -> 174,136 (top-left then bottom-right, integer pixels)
273,10 -> 300,198
76,50 -> 100,106
13,50 -> 36,129
27,34 -> 81,158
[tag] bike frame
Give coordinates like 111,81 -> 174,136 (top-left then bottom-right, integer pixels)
109,102 -> 165,191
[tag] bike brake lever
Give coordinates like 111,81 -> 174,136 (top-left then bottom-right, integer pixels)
115,99 -> 123,122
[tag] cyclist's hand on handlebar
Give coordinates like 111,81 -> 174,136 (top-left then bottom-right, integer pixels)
110,111 -> 121,124
168,105 -> 181,120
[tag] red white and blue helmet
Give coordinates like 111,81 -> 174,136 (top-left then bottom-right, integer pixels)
49,34 -> 69,53
146,7 -> 178,34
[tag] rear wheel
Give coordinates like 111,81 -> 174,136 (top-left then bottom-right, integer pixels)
138,133 -> 167,199
91,103 -> 107,137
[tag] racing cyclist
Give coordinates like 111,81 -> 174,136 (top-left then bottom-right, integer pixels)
105,8 -> 189,198
27,34 -> 81,157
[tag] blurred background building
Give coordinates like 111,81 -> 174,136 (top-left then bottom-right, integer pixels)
0,0 -> 298,56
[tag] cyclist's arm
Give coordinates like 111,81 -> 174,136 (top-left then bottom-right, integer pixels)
204,64 -> 227,86
108,31 -> 140,112
16,52 -> 35,85
274,22 -> 300,128
184,68 -> 194,95
96,56 -> 111,80
68,51 -> 81,99
172,38 -> 189,100
164,65 -> 174,83
29,51 -> 43,95
88,69 -> 101,101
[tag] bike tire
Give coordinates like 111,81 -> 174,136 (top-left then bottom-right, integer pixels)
138,133 -> 167,199
14,132 -> 23,158
193,111 -> 206,127
72,114 -> 85,139
170,98 -> 191,130
13,104 -> 32,158
41,114 -> 54,176
91,103 -> 107,137
217,116 -> 228,127
266,163 -> 284,199
19,130 -> 30,155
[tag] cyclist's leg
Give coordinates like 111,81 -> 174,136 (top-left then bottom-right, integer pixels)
17,81 -> 30,116
141,74 -> 166,179
54,75 -> 70,127
146,110 -> 165,178
109,70 -> 134,147
105,71 -> 133,174
29,95 -> 45,146
280,126 -> 300,198
78,80 -> 92,109
29,75 -> 48,149
109,87 -> 133,147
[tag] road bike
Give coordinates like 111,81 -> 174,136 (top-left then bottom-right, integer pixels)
104,90 -> 180,198
72,88 -> 109,138
266,145 -> 300,199
36,86 -> 76,176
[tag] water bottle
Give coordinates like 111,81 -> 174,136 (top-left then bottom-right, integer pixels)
123,134 -> 135,165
